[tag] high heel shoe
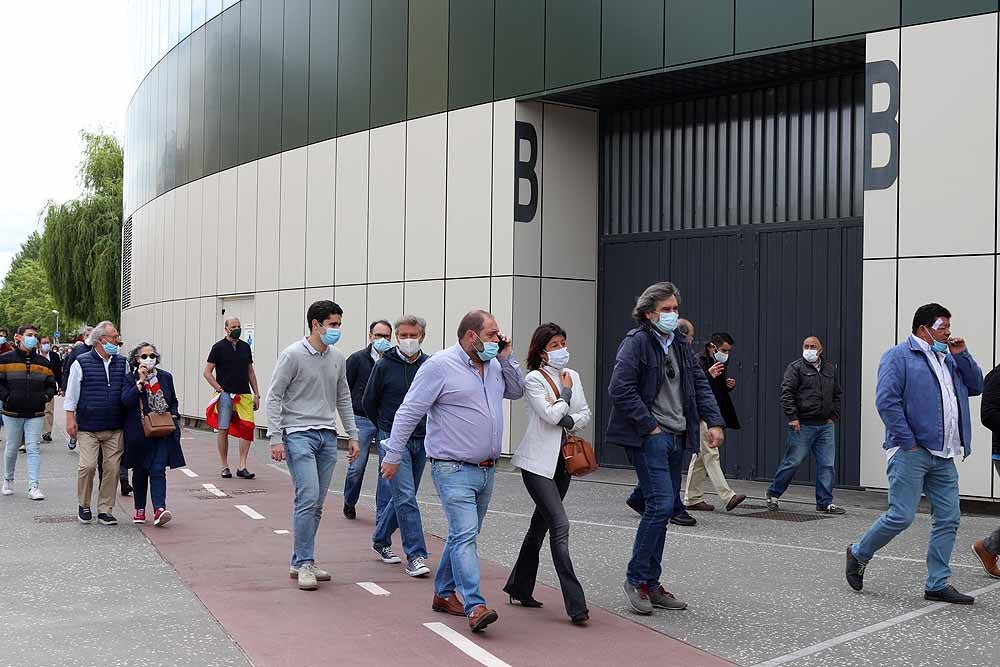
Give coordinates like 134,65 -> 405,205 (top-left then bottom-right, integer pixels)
571,611 -> 590,625
507,594 -> 543,608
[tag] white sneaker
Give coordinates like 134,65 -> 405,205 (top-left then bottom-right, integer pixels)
290,564 -> 331,581
297,563 -> 319,590
2,480 -> 13,496
27,485 -> 45,501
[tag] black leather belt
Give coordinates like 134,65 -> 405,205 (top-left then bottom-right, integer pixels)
429,458 -> 496,468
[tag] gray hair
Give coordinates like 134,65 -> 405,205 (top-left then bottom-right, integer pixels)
88,321 -> 116,346
632,282 -> 682,324
128,341 -> 161,368
395,314 -> 427,334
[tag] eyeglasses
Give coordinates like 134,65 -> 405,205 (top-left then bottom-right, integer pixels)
664,355 -> 676,380
139,353 -> 156,360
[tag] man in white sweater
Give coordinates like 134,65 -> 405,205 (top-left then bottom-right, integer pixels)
266,300 -> 360,591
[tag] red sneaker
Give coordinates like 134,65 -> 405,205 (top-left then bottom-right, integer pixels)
132,509 -> 146,524
153,508 -> 172,527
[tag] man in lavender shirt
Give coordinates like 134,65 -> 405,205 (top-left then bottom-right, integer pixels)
382,310 -> 525,633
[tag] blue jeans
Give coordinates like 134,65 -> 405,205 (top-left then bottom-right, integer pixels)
284,429 -> 339,567
767,423 -> 836,507
626,432 -> 684,587
372,432 -> 428,559
432,460 -> 494,614
3,416 -> 43,487
852,446 -> 961,591
342,415 -> 378,508
133,438 -> 169,510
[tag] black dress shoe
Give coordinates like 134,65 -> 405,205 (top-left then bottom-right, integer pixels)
625,496 -> 645,515
120,479 -> 132,497
670,512 -> 696,527
506,594 -> 543,608
924,585 -> 974,605
343,504 -> 356,520
236,468 -> 256,480
845,545 -> 866,591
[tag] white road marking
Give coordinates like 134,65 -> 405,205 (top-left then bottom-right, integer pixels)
273,529 -> 290,535
202,483 -> 227,497
424,622 -> 512,667
235,504 -> 265,520
178,467 -> 198,477
752,580 -> 1000,666
356,582 -> 391,596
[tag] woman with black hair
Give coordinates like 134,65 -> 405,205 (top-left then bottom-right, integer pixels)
121,342 -> 185,526
504,322 -> 591,625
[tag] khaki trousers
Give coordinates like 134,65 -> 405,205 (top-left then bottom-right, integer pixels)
683,421 -> 735,505
77,430 -> 123,514
43,399 -> 54,434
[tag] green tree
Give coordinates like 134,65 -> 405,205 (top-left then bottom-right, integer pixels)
39,130 -> 123,324
8,232 -> 42,274
0,259 -> 60,334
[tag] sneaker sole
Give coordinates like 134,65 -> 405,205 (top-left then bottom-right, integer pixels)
289,570 -> 332,581
29,494 -> 45,501
154,511 -> 172,527
98,519 -> 118,526
622,583 -> 653,615
78,517 -> 92,524
971,544 -> 1000,579
651,601 -> 688,611
407,567 -> 431,577
133,519 -> 146,524
298,580 -> 319,591
372,546 -> 402,563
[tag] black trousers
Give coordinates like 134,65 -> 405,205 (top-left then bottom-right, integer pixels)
504,457 -> 588,618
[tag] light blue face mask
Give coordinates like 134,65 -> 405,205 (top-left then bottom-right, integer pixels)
321,327 -> 341,346
475,334 -> 500,362
654,311 -> 679,334
22,335 -> 38,350
931,339 -> 948,354
0,336 -> 6,346
103,342 -> 120,356
373,337 -> 392,354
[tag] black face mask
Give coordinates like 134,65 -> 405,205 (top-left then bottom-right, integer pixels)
229,328 -> 242,340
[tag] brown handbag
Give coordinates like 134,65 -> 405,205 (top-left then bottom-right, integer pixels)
540,371 -> 599,477
138,388 -> 176,438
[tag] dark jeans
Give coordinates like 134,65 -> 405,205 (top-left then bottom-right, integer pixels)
626,479 -> 686,516
985,461 -> 1000,554
767,422 -> 835,507
133,439 -> 169,510
504,457 -> 588,619
626,432 -> 684,587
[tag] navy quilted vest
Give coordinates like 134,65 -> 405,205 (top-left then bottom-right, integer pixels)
76,350 -> 126,432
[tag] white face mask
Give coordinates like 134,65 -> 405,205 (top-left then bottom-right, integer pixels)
140,357 -> 157,369
398,338 -> 421,357
802,349 -> 819,363
713,351 -> 729,363
546,347 -> 570,369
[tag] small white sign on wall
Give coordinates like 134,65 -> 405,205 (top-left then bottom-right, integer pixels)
243,323 -> 255,356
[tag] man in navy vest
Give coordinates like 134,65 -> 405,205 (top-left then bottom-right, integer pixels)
65,321 -> 128,525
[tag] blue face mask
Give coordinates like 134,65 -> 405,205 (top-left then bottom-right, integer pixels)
372,337 -> 392,354
931,339 -> 949,354
475,335 -> 500,362
0,336 -> 6,346
41,343 -> 51,353
654,312 -> 679,334
103,342 -> 120,356
321,327 -> 341,346
22,335 -> 38,350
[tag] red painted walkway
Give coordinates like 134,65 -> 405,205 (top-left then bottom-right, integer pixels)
128,427 -> 735,667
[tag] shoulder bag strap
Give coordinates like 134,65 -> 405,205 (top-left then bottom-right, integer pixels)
539,369 -> 561,401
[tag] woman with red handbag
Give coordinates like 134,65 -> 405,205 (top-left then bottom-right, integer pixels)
121,343 -> 186,527
505,323 -> 591,625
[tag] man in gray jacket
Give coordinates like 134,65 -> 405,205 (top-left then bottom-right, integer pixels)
266,300 -> 360,591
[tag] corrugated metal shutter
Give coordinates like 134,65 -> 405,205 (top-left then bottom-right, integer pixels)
601,72 -> 864,235
121,216 -> 133,310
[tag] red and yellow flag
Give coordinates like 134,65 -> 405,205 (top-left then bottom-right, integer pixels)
206,393 -> 256,442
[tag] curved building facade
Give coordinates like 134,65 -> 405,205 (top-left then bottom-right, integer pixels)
125,1 -> 1000,500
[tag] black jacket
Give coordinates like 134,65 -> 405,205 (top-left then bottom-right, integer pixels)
362,349 -> 429,438
121,369 -> 186,470
42,351 -> 63,392
0,348 -> 58,418
980,365 -> 1000,458
62,343 -> 92,388
697,350 -> 740,430
345,345 -> 378,417
780,356 -> 842,424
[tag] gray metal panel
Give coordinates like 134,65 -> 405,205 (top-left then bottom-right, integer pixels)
601,72 -> 864,235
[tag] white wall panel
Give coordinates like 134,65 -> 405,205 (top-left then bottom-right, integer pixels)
863,29 -> 900,260
185,180 -> 204,300
445,279 -> 491,343
157,192 -> 173,304
367,282 -> 403,329
279,148 -> 308,290
403,280 -> 445,353
217,167 -> 239,294
173,186 -> 189,301
541,105 -> 598,280
509,276 -> 541,451
404,114 -> 447,281
514,102 -> 543,276
335,132 -> 370,286
896,255 -> 993,497
278,289 -> 306,350
334,284 -> 368,354
182,298 -> 200,417
255,155 -> 282,292
898,14 -> 997,257
541,278 -> 597,442
253,290 -> 279,428
305,139 -> 336,287
446,103 -> 493,278
490,277 -> 515,454
859,259 -> 897,489
368,125 -> 406,284
200,174 -> 220,297
304,287 -> 335,307
491,100 -> 516,276
199,296 -> 218,418
236,163 -> 258,294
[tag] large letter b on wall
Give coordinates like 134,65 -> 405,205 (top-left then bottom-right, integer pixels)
514,121 -> 538,223
865,60 -> 899,191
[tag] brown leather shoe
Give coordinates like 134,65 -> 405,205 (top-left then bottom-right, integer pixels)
726,494 -> 748,512
432,593 -> 466,616
685,501 -> 715,512
468,605 -> 499,632
972,540 -> 1000,578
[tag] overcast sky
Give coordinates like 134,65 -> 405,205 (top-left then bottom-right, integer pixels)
0,1 -> 129,287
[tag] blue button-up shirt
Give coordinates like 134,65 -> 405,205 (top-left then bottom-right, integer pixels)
382,343 -> 526,465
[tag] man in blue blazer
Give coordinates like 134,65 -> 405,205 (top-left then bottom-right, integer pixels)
847,303 -> 983,604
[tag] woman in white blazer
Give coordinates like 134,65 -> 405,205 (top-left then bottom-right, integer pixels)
504,323 -> 591,625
